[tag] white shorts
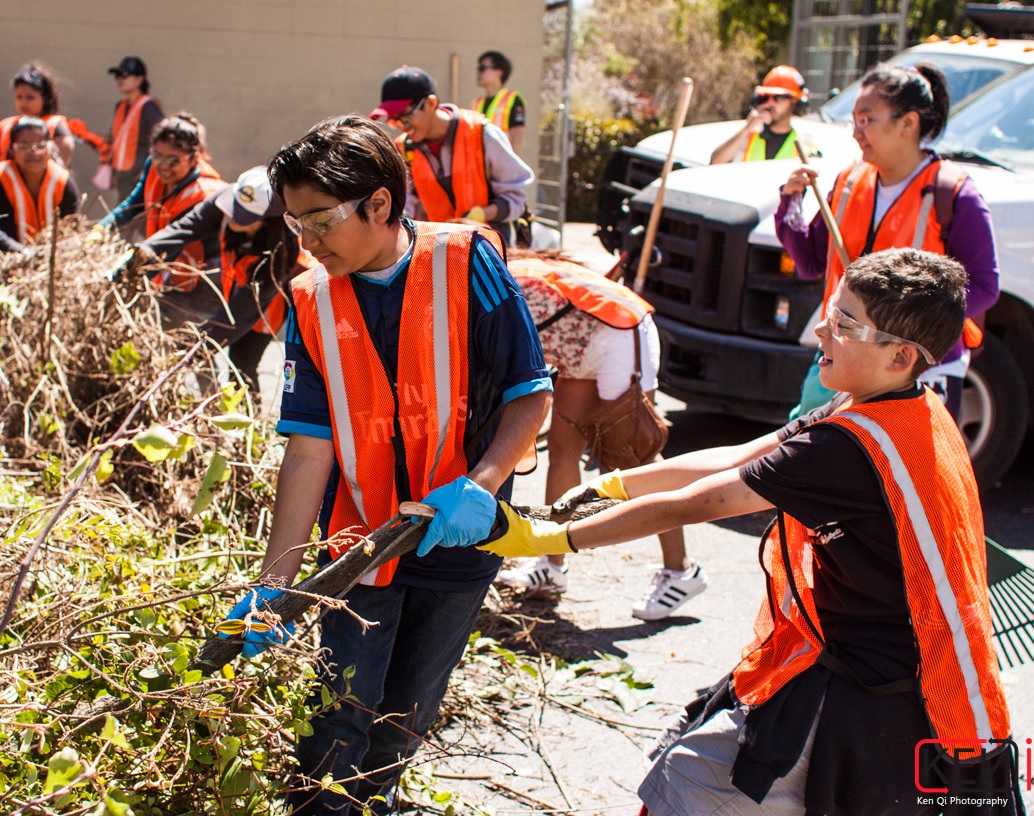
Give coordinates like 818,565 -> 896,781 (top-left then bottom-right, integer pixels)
578,314 -> 661,400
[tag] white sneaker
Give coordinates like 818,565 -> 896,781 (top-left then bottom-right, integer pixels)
632,564 -> 709,621
496,556 -> 569,597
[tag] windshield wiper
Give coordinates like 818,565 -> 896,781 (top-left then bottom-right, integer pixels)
938,149 -> 1013,171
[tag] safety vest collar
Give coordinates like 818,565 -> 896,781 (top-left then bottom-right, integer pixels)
744,128 -> 798,162
0,159 -> 68,243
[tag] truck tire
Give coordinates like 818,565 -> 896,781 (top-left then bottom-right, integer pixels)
960,334 -> 1029,489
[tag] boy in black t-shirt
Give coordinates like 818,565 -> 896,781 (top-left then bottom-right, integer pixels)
452,248 -> 1022,816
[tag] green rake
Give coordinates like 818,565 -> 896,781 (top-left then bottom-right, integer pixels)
986,537 -> 1034,668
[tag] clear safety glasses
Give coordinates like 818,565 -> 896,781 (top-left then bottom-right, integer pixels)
283,197 -> 366,238
827,305 -> 937,366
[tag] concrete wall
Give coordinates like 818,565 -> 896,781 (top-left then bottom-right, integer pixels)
1,1 -> 543,217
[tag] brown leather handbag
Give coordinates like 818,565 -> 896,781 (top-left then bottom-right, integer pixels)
568,328 -> 669,471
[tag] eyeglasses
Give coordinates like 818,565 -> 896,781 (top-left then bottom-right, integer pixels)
477,64 -> 497,72
149,149 -> 193,168
11,139 -> 51,153
387,98 -> 426,129
752,93 -> 794,106
826,305 -> 937,365
283,197 -> 367,238
851,112 -> 903,130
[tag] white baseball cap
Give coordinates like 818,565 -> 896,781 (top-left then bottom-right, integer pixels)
215,166 -> 285,227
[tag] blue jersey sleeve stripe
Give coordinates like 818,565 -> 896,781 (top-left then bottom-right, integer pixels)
284,305 -> 302,345
275,419 -> 334,440
471,273 -> 498,314
502,376 -> 553,404
472,242 -> 508,305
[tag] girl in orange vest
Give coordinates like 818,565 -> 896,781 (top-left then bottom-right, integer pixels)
498,249 -> 708,620
0,64 -> 75,167
0,117 -> 79,254
776,62 -> 999,420
91,112 -> 225,289
103,56 -> 165,200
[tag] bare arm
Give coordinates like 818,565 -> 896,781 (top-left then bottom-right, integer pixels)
507,124 -> 524,155
569,467 -> 773,550
259,433 -> 336,585
468,390 -> 551,493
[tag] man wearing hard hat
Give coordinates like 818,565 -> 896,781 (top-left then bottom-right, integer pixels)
711,65 -> 809,164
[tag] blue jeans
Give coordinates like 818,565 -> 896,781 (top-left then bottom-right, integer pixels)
287,581 -> 490,815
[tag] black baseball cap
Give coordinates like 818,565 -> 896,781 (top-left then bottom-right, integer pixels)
108,56 -> 147,77
370,66 -> 435,120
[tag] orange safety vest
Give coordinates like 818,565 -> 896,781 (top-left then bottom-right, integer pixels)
732,389 -> 1011,745
0,158 -> 69,244
400,109 -> 490,222
471,89 -> 519,132
110,95 -> 154,172
143,158 -> 225,290
290,223 -> 504,585
824,159 -> 944,315
220,233 -> 315,336
0,114 -> 70,159
509,256 -> 653,329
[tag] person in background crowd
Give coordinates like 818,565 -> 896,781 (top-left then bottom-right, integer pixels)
497,249 -> 708,619
103,56 -> 164,200
87,112 -> 225,293
470,50 -> 526,154
776,61 -> 998,419
711,65 -> 808,164
371,65 -> 534,247
222,115 -> 550,814
0,64 -> 75,167
112,167 -> 308,395
0,116 -> 79,254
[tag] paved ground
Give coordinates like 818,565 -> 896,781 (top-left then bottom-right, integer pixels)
254,224 -> 1034,814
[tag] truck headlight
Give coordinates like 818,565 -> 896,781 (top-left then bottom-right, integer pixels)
779,252 -> 795,277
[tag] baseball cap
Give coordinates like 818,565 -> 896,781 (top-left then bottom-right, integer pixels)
755,65 -> 806,99
108,56 -> 147,77
214,166 -> 285,227
370,66 -> 436,120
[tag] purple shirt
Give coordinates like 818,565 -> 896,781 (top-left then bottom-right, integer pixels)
774,159 -> 999,363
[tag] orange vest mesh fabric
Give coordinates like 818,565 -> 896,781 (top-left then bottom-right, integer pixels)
110,95 -> 153,172
0,159 -> 69,243
508,256 -> 653,329
290,223 -> 499,585
220,236 -> 315,336
825,160 -> 944,313
404,110 -> 489,221
733,390 -> 1011,743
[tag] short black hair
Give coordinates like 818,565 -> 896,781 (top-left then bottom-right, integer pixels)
267,115 -> 407,224
844,248 -> 967,374
478,50 -> 512,84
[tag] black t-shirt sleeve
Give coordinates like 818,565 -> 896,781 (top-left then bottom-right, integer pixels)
59,174 -> 80,217
508,94 -> 526,129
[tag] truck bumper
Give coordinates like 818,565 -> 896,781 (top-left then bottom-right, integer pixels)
654,315 -> 817,424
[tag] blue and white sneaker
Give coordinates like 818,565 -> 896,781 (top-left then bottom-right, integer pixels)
633,564 -> 708,620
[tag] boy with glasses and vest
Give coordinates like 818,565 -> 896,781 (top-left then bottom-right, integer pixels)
471,50 -> 527,154
443,248 -> 1022,816
221,115 -> 551,814
711,65 -> 809,165
371,65 -> 534,247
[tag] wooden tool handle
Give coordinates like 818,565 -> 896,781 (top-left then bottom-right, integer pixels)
794,138 -> 850,270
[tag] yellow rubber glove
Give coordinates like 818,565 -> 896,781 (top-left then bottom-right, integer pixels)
476,501 -> 574,559
464,205 -> 487,223
83,224 -> 107,249
552,470 -> 628,514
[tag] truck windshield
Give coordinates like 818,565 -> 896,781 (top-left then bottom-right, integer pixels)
936,66 -> 1034,171
814,52 -> 1021,124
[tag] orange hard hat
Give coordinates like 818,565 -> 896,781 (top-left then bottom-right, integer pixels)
756,65 -> 807,99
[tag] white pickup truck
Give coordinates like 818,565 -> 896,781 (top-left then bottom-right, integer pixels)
598,38 -> 1034,486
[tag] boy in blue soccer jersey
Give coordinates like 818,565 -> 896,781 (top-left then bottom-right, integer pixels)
221,115 -> 551,814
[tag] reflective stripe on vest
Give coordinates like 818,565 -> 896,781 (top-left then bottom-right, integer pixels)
744,128 -> 798,162
403,110 -> 489,221
825,159 -> 944,315
111,95 -> 152,172
221,234 -> 315,336
0,159 -> 69,243
732,390 -> 1011,743
509,256 -> 653,329
473,89 -> 518,132
293,223 -> 500,585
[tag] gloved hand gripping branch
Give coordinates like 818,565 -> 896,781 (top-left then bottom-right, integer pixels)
218,586 -> 295,658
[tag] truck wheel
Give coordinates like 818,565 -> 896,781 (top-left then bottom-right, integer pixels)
960,334 -> 1029,489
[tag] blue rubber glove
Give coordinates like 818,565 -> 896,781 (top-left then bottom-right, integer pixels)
218,586 -> 295,658
415,476 -> 497,557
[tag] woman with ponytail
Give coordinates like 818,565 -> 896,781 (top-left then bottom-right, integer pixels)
776,62 -> 999,419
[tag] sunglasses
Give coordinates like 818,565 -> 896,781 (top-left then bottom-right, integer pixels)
826,305 -> 937,366
149,148 -> 194,168
752,93 -> 794,106
283,196 -> 367,238
476,64 -> 497,72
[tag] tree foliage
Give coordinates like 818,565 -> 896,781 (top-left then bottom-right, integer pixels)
717,0 -> 794,67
